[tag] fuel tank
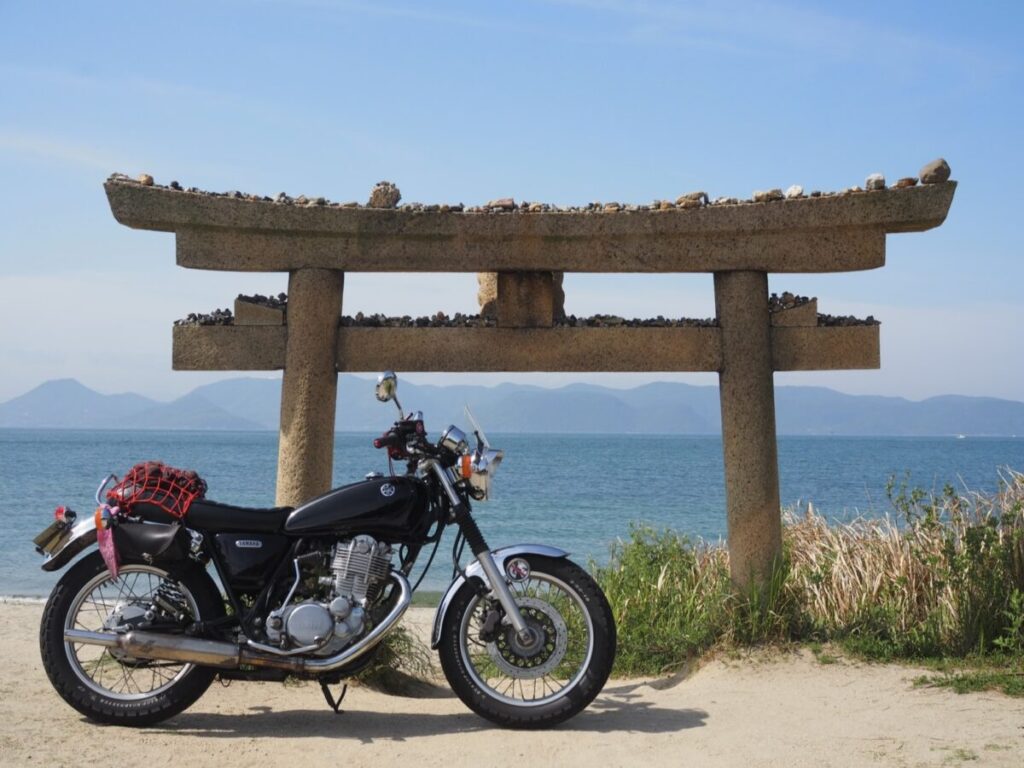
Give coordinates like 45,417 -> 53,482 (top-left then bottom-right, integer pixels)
284,476 -> 432,543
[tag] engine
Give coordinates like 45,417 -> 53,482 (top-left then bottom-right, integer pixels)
264,535 -> 393,654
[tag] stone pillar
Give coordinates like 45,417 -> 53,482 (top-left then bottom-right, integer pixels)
276,268 -> 344,507
713,271 -> 782,588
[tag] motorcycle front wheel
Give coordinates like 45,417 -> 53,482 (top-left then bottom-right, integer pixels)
40,551 -> 224,726
438,554 -> 615,728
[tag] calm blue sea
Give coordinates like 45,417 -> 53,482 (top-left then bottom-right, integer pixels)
2,429 -> 1022,597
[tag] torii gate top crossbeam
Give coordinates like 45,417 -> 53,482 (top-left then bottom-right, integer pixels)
105,180 -> 955,274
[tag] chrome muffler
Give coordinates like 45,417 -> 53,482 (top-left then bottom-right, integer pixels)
64,572 -> 411,674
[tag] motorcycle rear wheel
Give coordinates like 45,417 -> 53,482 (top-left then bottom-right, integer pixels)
438,555 -> 615,729
40,551 -> 224,726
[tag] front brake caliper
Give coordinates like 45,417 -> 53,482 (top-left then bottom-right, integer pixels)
478,601 -> 503,643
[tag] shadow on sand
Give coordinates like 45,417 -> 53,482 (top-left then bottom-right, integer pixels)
154,686 -> 707,741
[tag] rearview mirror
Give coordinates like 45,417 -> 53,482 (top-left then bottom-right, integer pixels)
375,371 -> 398,403
375,371 -> 404,418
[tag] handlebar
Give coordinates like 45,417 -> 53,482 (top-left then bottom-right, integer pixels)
373,417 -> 435,460
372,433 -> 400,450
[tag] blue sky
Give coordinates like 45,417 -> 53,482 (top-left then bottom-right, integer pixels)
0,1 -> 1021,402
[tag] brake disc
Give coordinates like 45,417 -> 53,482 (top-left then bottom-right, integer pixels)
486,597 -> 568,679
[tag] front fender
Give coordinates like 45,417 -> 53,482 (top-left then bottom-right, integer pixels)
431,544 -> 569,649
40,517 -> 98,572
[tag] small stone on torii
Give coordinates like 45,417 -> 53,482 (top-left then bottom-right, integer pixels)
368,181 -> 401,208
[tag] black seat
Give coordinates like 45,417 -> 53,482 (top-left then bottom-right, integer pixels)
188,499 -> 293,533
132,500 -> 292,533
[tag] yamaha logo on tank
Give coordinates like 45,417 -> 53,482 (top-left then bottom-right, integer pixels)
380,483 -> 396,498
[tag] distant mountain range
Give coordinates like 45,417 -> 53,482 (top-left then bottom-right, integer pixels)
1,377 -> 1023,436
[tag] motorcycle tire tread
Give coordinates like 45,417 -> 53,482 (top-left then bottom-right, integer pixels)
438,555 -> 616,730
39,552 -> 225,727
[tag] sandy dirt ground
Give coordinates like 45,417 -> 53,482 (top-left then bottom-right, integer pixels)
2,601 -> 1022,768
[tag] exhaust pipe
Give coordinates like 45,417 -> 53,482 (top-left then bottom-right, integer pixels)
64,572 -> 412,674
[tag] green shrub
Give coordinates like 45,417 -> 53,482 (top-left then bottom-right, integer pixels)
595,470 -> 1024,675
592,526 -> 731,674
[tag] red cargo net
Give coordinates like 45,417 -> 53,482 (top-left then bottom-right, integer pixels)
106,461 -> 207,519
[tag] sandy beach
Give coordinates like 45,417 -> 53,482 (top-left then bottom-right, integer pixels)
1,601 -> 1020,768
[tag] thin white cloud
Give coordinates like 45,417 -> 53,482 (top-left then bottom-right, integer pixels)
240,0 -> 508,29
545,0 -> 1005,70
0,63 -> 237,106
0,130 -> 126,171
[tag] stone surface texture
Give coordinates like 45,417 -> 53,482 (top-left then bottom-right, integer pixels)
919,158 -> 951,184
476,273 -> 499,318
234,297 -> 284,325
104,180 -> 956,274
552,272 -> 566,321
367,181 -> 401,209
714,271 -> 783,588
497,272 -> 556,327
478,271 -> 565,324
769,297 -> 817,326
171,323 -> 879,374
337,327 -> 723,372
276,269 -> 344,507
771,325 -> 879,371
173,325 -> 286,370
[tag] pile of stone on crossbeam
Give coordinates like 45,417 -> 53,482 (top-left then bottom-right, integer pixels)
113,158 -> 950,215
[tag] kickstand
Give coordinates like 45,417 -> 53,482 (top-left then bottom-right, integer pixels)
320,681 -> 348,714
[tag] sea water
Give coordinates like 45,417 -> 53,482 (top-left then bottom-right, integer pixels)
2,429 -> 1022,596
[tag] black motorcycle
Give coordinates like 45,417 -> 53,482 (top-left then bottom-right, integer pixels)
33,371 -> 616,728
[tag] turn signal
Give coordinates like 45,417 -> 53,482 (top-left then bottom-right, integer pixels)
460,454 -> 473,479
94,506 -> 116,530
53,506 -> 76,525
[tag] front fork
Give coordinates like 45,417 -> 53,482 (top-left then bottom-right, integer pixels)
427,461 -> 531,637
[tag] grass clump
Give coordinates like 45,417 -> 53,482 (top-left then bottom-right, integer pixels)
594,527 -> 732,673
913,653 -> 1024,697
595,470 -> 1024,683
352,624 -> 438,695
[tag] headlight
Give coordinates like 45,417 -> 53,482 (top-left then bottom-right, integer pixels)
439,425 -> 469,454
468,448 -> 503,500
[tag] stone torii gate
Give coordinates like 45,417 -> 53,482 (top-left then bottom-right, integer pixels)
104,166 -> 955,587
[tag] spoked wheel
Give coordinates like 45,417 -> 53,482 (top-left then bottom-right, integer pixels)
40,552 -> 224,726
439,555 -> 615,728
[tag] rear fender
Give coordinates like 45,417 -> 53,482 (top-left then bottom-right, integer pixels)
40,517 -> 98,572
430,544 -> 569,649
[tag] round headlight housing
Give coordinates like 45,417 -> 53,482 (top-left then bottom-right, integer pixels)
439,425 -> 469,454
